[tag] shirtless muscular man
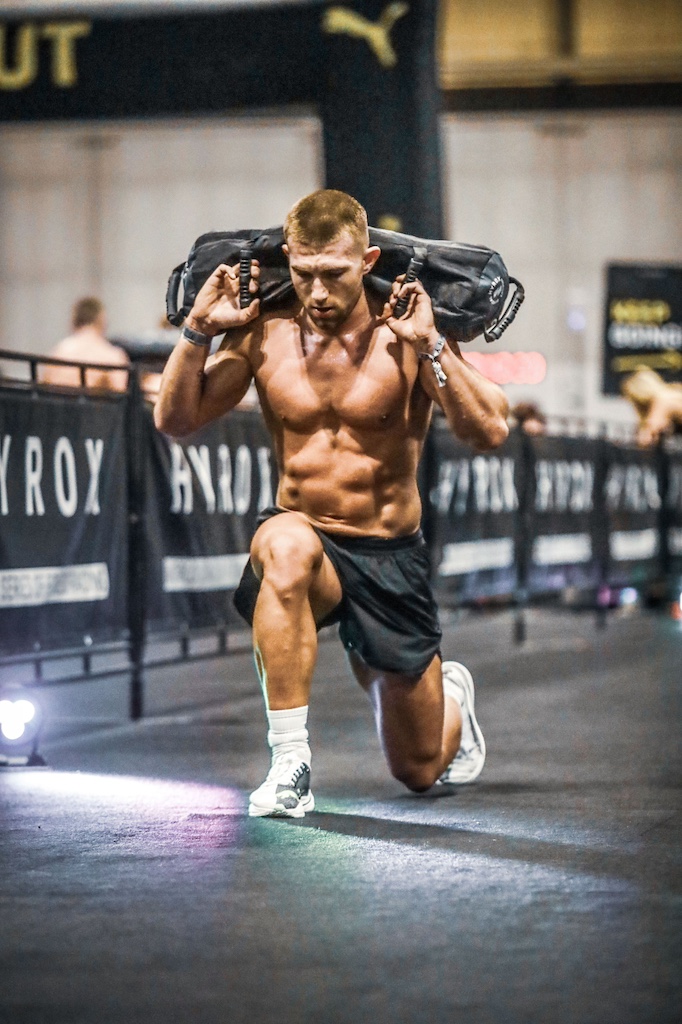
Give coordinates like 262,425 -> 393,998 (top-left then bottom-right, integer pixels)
155,190 -> 510,817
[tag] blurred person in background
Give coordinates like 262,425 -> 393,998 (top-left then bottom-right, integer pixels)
41,297 -> 129,391
621,367 -> 682,447
509,400 -> 547,436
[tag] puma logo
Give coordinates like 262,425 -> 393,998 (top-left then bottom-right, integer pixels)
322,3 -> 409,69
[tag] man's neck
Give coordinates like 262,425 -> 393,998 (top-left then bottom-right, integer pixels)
299,290 -> 378,348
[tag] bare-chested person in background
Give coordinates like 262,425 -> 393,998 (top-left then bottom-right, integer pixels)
42,297 -> 129,392
621,367 -> 682,447
155,190 -> 510,818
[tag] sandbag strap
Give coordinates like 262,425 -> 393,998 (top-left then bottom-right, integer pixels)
239,246 -> 254,309
484,278 -> 525,343
166,262 -> 187,327
393,246 -> 428,319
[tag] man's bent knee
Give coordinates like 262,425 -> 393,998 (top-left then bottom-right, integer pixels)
390,759 -> 441,793
252,516 -> 324,584
250,516 -> 325,602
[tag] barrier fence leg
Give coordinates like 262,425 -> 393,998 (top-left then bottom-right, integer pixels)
513,430 -> 532,646
594,430 -> 610,633
126,366 -> 148,721
514,606 -> 527,645
657,437 -> 672,604
129,660 -> 144,722
595,600 -> 608,631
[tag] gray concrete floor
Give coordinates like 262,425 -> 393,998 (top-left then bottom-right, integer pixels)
1,607 -> 680,1024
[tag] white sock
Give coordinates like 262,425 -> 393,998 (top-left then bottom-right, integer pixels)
266,705 -> 311,766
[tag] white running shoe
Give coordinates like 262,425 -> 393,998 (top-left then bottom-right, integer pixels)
438,661 -> 486,784
248,756 -> 315,818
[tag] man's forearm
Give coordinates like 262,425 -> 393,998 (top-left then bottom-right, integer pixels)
428,335 -> 509,450
154,334 -> 212,437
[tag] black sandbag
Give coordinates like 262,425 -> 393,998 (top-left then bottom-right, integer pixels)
166,226 -> 523,343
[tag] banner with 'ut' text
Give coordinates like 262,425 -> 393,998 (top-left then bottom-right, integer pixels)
0,387 -> 128,655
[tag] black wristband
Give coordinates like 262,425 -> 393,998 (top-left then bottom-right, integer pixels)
181,324 -> 213,347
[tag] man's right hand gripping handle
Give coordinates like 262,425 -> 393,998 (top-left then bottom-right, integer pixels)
184,260 -> 261,338
155,260 -> 260,437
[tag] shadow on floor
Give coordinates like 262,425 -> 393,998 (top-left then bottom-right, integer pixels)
283,808 -> 679,892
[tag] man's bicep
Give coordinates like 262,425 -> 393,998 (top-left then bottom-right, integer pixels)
199,347 -> 253,420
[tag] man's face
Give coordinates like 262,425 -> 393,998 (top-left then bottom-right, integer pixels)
284,231 -> 378,332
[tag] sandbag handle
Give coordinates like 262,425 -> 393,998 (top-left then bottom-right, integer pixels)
166,263 -> 187,327
239,246 -> 254,309
393,247 -> 428,319
484,277 -> 525,343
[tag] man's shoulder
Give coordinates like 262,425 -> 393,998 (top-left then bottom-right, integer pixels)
50,331 -> 127,363
249,307 -> 299,346
50,335 -> 85,360
259,304 -> 299,327
217,307 -> 297,360
90,337 -> 130,366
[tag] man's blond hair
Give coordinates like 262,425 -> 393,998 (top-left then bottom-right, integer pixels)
283,189 -> 369,249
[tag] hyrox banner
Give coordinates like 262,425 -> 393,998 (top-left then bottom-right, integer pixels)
524,434 -> 603,595
0,388 -> 128,654
429,423 -> 523,601
143,407 -> 277,631
2,386 -> 680,657
665,445 -> 682,584
429,429 -> 668,600
603,441 -> 663,588
510,435 -> 663,595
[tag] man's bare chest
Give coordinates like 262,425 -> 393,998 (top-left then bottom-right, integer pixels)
256,329 -> 418,431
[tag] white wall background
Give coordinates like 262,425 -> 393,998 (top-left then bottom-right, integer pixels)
0,115 -> 322,351
1,109 -> 680,425
442,109 -> 682,425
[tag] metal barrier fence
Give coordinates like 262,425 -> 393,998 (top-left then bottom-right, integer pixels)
1,349 -> 681,718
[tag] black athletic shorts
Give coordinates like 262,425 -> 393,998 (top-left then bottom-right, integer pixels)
233,507 -> 442,676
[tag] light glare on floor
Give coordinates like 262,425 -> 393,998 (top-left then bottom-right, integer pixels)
0,697 -> 36,740
0,690 -> 42,754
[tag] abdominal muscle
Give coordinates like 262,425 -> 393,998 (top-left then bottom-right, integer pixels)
274,426 -> 424,538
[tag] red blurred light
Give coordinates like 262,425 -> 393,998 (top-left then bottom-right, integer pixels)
463,351 -> 547,385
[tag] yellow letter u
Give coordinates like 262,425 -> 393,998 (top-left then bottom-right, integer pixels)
0,23 -> 38,90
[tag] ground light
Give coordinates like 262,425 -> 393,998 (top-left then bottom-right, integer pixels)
0,687 -> 46,767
